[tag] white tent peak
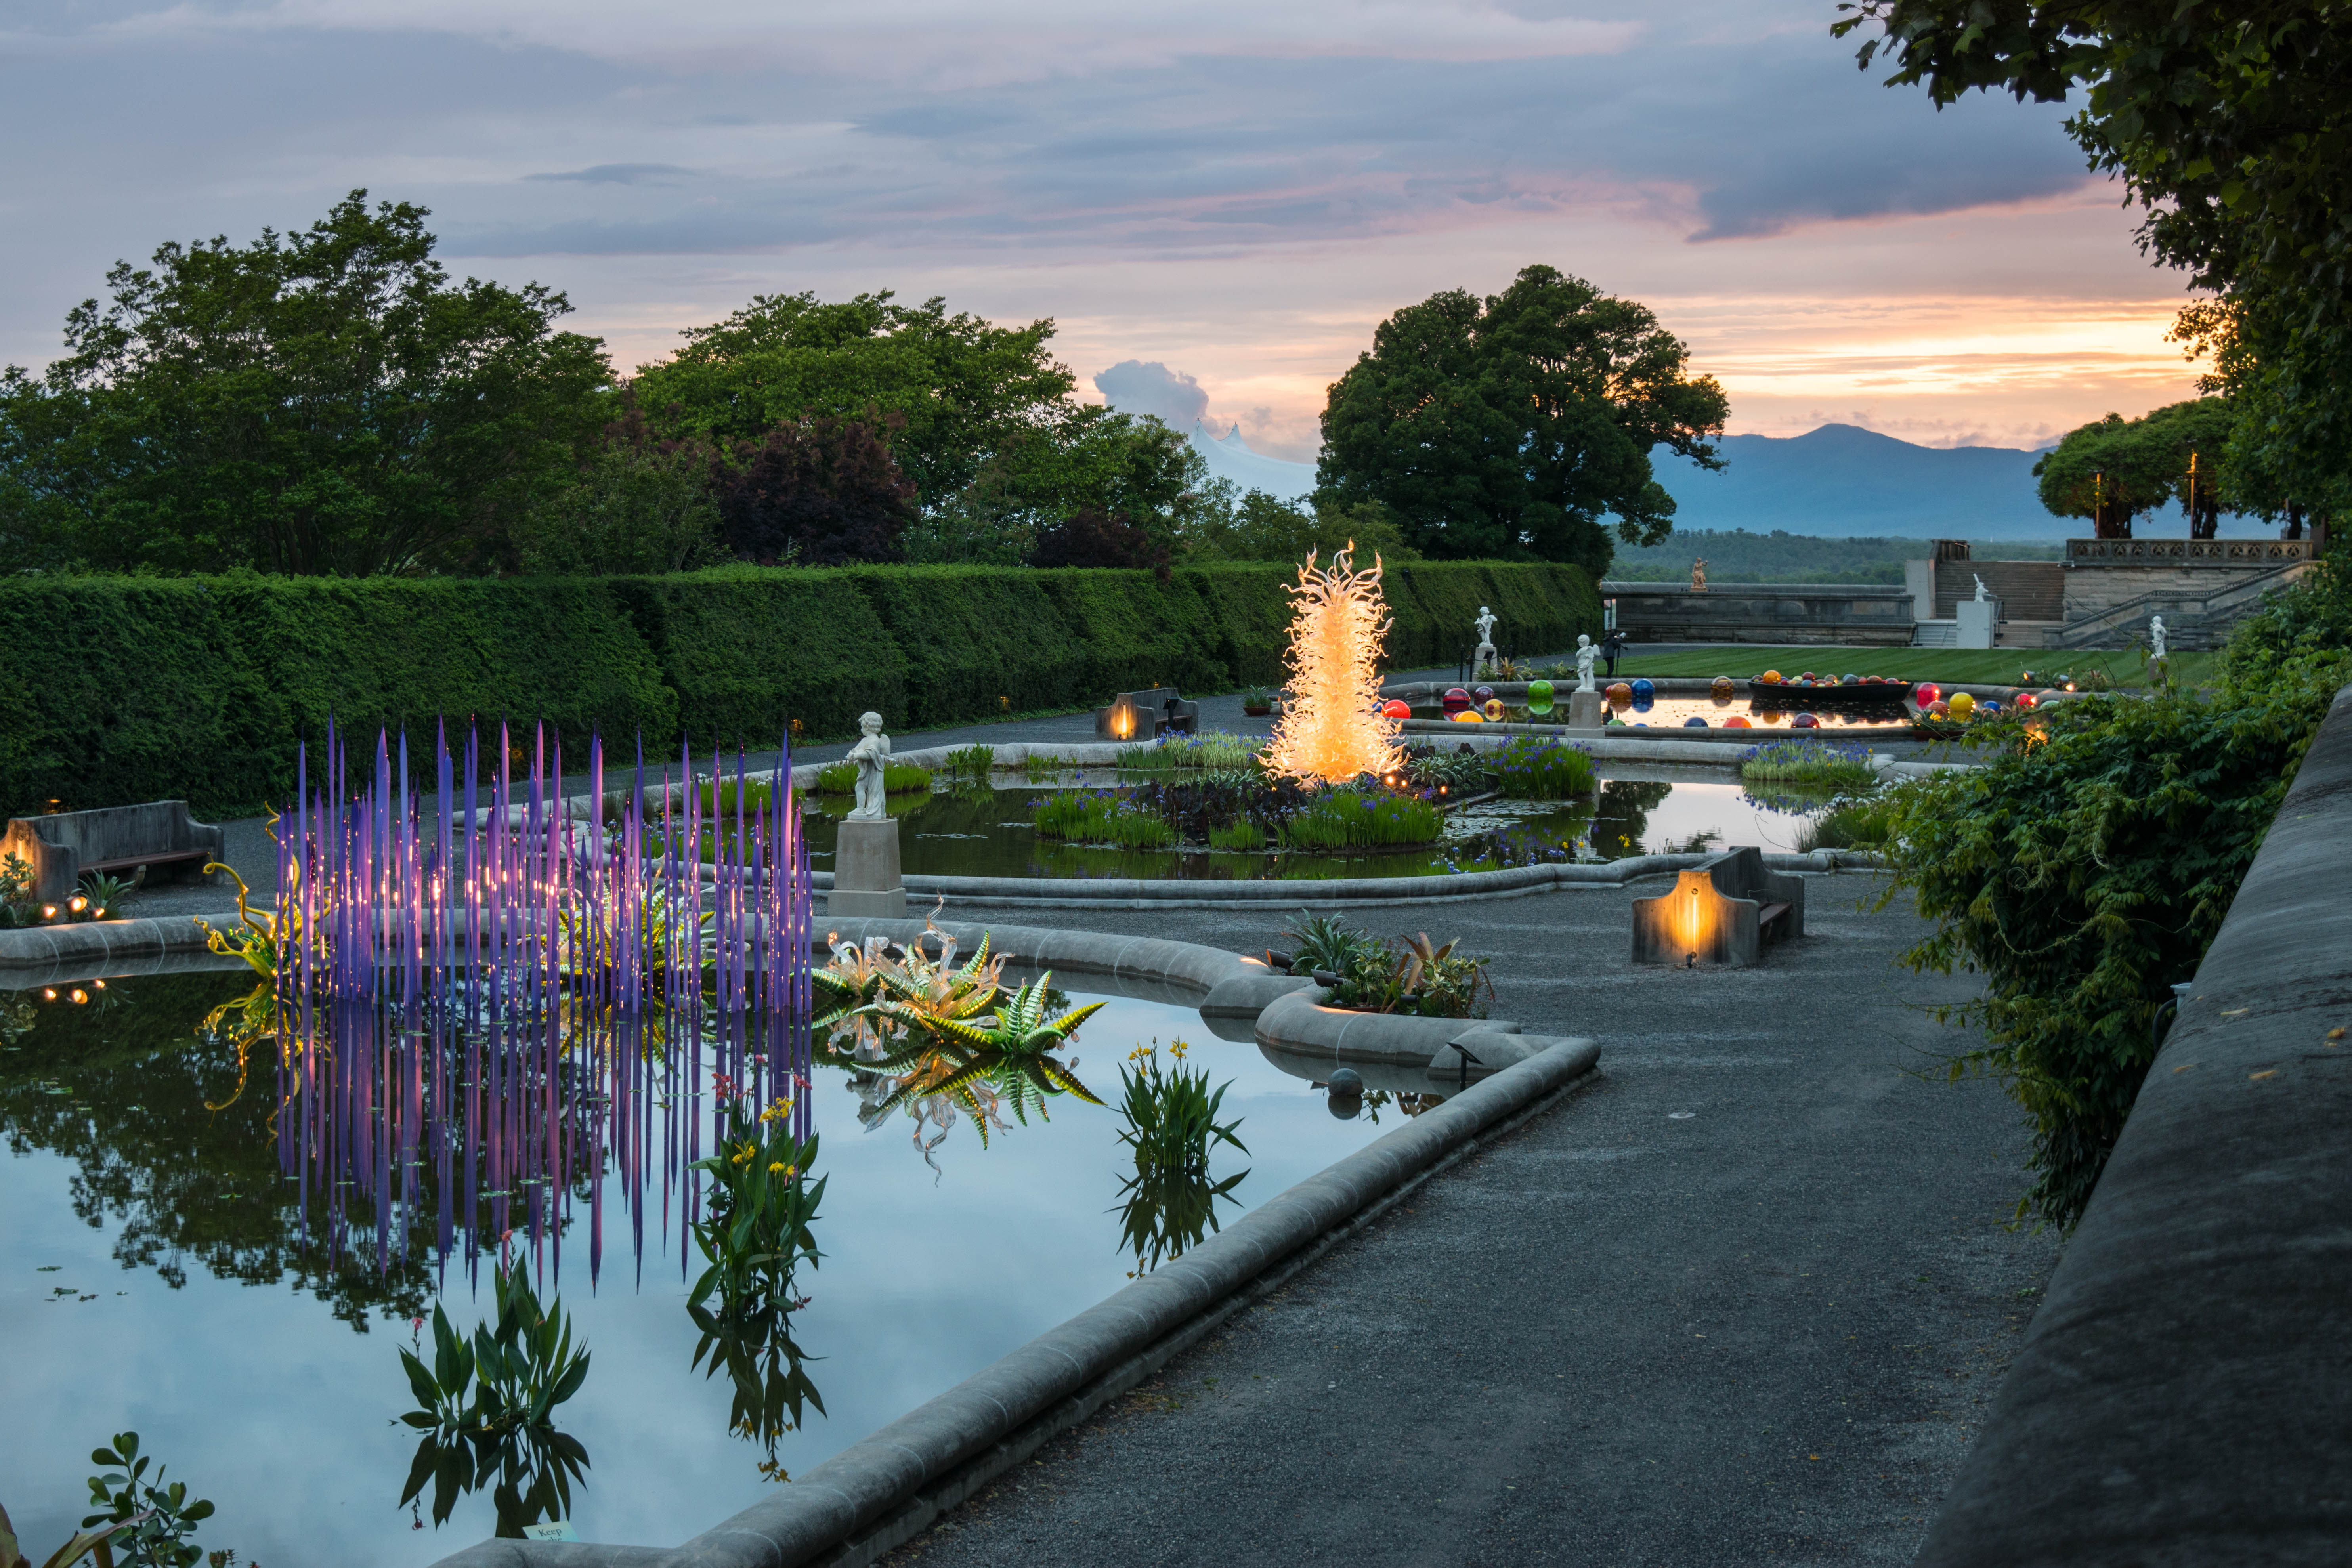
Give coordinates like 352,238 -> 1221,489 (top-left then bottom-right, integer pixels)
1188,418 -> 1316,502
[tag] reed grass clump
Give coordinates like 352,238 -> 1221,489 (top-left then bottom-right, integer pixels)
1486,735 -> 1596,799
1738,739 -> 1877,789
1030,790 -> 1182,849
812,760 -> 934,795
1276,788 -> 1444,850
1119,730 -> 1262,773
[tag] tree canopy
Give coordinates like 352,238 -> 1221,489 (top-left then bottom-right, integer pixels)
1835,0 -> 2352,515
628,290 -> 1078,507
1313,265 -> 1728,577
2034,398 -> 2236,536
0,192 -> 609,575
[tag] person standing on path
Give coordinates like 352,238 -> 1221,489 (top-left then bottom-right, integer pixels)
1601,629 -> 1627,679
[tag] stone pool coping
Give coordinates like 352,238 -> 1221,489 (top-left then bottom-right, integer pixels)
427,1027 -> 1600,1567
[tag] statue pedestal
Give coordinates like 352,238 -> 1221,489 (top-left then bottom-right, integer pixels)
829,817 -> 906,919
1568,690 -> 1605,730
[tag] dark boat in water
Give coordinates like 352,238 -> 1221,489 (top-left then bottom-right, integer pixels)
1747,679 -> 1916,708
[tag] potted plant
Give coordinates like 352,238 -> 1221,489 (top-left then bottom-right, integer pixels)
1241,685 -> 1274,718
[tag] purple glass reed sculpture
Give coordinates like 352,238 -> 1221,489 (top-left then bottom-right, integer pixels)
271,721 -> 813,1289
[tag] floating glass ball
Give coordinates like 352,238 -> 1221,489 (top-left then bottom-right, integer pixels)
1710,676 -> 1735,703
1631,697 -> 1654,714
1473,685 -> 1496,705
1606,682 -> 1633,705
1979,699 -> 2001,715
1452,709 -> 1486,723
1381,698 -> 1412,720
1526,679 -> 1555,715
1841,672 -> 1859,685
1630,678 -> 1655,700
1484,698 -> 1507,722
1948,691 -> 1976,720
2037,689 -> 2062,705
1441,687 -> 1472,714
1683,716 -> 1708,727
2013,692 -> 2038,709
1760,669 -> 1783,685
1913,682 -> 1942,706
1791,712 -> 1821,728
1723,715 -> 1752,728
1925,699 -> 1951,718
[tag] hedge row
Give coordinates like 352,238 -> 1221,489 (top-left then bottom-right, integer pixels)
0,559 -> 1597,817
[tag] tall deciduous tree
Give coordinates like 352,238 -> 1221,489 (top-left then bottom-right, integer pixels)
1314,265 -> 1728,577
2035,399 -> 2237,537
629,291 -> 1077,507
1834,1 -> 2352,514
0,191 -> 610,575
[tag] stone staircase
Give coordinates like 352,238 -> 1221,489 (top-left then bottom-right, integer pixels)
2046,562 -> 2309,651
1933,560 -> 2065,622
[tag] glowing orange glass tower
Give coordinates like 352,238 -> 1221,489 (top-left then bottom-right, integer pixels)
1264,543 -> 1402,785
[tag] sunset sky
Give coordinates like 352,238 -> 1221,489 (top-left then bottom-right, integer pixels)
0,0 -> 2207,462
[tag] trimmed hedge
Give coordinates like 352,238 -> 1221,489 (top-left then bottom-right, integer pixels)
0,560 -> 1597,817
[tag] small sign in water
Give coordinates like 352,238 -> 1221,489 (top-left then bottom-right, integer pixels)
521,1522 -> 582,1541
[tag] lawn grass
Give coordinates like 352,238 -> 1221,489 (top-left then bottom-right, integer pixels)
1613,646 -> 2211,689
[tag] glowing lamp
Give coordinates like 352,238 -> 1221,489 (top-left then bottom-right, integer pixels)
1526,679 -> 1555,715
1381,698 -> 1412,720
40,905 -> 57,921
41,988 -> 57,1000
68,895 -> 88,914
70,989 -> 88,1005
1913,682 -> 1942,706
1760,670 -> 1783,685
1483,698 -> 1507,722
1452,710 -> 1485,724
1108,699 -> 1140,741
1791,712 -> 1820,729
1948,691 -> 1976,720
1442,687 -> 1472,714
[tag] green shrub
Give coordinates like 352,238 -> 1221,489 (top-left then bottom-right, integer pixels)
812,760 -> 932,795
941,744 -> 996,784
1798,795 -> 1895,852
1739,738 -> 1879,789
1030,790 -> 1181,848
1486,735 -> 1596,798
1879,636 -> 2350,1228
0,559 -> 1595,817
1119,730 -> 1261,772
1276,788 -> 1443,850
1206,819 -> 1267,852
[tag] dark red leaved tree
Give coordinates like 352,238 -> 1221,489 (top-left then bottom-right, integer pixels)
716,414 -> 916,565
1028,508 -> 1170,578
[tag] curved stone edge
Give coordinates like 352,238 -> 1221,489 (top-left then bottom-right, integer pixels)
0,913 -> 248,989
427,1036 -> 1602,1568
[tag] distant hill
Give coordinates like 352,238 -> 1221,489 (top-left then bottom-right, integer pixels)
1653,422 -> 2271,540
1187,417 -> 2269,540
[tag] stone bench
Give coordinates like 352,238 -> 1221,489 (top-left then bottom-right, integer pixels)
1630,844 -> 1806,968
2,801 -> 228,903
1095,686 -> 1201,742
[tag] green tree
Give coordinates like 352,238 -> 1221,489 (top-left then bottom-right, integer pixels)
1834,1 -> 2352,515
513,397 -> 725,576
629,290 -> 1077,507
1315,265 -> 1728,577
915,407 -> 1207,563
2033,398 -> 2236,536
1177,481 -> 1419,564
0,191 -> 611,575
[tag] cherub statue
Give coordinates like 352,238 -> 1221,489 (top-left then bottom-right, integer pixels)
1574,634 -> 1597,692
2150,615 -> 2167,662
1691,558 -> 1707,593
845,711 -> 891,820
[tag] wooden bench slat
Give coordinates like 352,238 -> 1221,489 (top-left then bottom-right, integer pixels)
79,850 -> 211,873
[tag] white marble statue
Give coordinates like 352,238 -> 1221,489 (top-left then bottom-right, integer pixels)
2150,615 -> 2167,661
1474,605 -> 1497,647
845,711 -> 892,820
1973,574 -> 1991,601
1574,634 -> 1597,692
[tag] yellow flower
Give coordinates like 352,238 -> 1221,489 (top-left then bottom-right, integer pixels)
768,1161 -> 787,1173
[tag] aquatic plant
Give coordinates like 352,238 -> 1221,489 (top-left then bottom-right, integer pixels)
1206,819 -> 1266,852
1799,796 -> 1896,853
1118,730 -> 1261,773
0,850 -> 34,929
1738,739 -> 1878,789
1283,916 -> 1492,1019
1486,736 -> 1596,800
396,1263 -> 592,1537
812,760 -> 933,795
941,745 -> 996,786
1030,791 -> 1182,849
688,1086 -> 827,1467
1400,746 -> 1488,795
1275,789 -> 1444,851
1456,827 -> 1574,870
11,1431 -> 224,1568
1112,1040 -> 1248,1274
